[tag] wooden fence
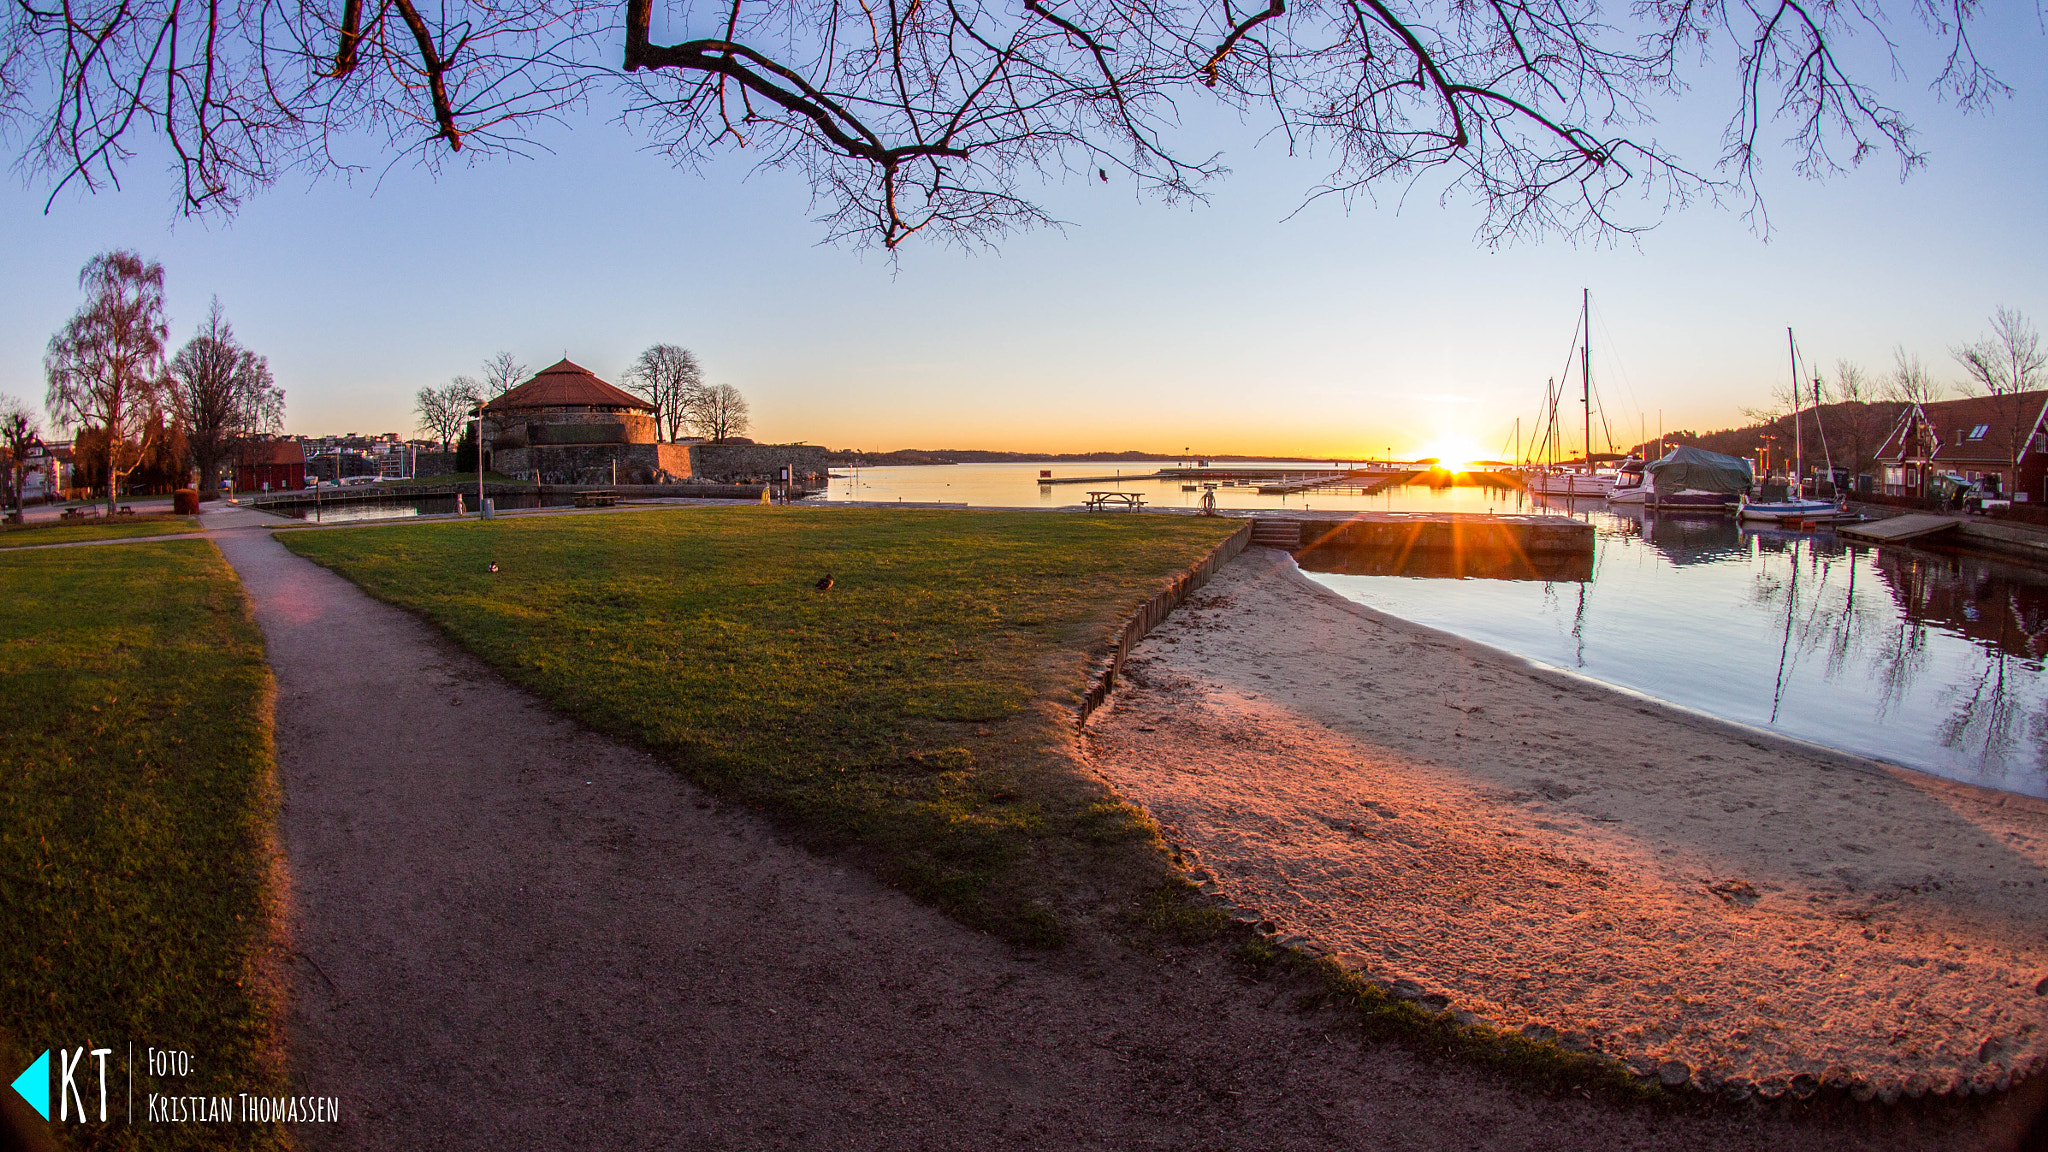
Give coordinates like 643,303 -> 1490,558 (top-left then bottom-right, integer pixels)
1078,520 -> 1253,723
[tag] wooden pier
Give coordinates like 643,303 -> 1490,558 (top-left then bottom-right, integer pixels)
1037,471 -> 1171,485
1242,509 -> 1594,563
1837,514 -> 1963,545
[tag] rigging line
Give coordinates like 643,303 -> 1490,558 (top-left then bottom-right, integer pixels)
1588,298 -> 1645,448
1794,337 -> 1837,478
1590,375 -> 1619,456
1535,306 -> 1587,462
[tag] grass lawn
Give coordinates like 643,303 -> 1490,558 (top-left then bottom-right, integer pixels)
0,516 -> 202,549
282,506 -> 1241,943
0,541 -> 287,1150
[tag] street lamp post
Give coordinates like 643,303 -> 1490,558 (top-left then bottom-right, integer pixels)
474,400 -> 486,518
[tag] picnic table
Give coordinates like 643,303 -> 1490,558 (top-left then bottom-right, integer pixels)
1082,491 -> 1145,511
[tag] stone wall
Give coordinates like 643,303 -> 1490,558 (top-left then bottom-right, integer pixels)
487,410 -> 657,448
685,442 -> 838,484
494,442 -> 694,485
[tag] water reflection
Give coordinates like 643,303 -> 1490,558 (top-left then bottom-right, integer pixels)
1296,545 -> 1593,582
1307,506 -> 2048,797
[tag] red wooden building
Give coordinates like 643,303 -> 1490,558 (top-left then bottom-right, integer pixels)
1872,391 -> 2048,502
234,439 -> 307,492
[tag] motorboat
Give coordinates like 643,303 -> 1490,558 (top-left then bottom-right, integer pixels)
1738,496 -> 1843,522
1613,446 -> 1749,514
1527,468 -> 1613,497
1605,456 -> 1648,503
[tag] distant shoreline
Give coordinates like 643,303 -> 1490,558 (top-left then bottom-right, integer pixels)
844,451 -> 1380,466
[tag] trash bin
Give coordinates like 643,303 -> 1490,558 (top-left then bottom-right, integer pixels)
481,498 -> 494,519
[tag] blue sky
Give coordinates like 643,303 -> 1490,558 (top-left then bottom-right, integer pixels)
2,14 -> 2043,459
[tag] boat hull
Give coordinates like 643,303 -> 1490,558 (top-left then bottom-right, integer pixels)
1738,498 -> 1840,522
1526,473 -> 1612,496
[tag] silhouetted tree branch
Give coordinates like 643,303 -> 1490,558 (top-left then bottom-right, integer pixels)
1,0 -> 2014,246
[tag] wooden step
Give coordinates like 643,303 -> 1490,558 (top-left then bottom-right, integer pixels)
1250,520 -> 1301,549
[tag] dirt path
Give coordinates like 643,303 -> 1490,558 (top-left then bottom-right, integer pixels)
1086,547 -> 2048,1109
205,528 -> 2039,1149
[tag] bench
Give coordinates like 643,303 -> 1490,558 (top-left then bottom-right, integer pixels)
1083,491 -> 1145,512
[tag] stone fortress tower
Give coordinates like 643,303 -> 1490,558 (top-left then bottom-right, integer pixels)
483,359 -> 693,484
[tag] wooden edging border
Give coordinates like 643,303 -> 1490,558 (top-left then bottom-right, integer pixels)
1078,519 -> 1252,724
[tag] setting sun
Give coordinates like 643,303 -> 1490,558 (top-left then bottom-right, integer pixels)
1413,438 -> 1486,472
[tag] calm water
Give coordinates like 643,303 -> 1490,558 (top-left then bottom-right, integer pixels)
1308,500 -> 2048,798
824,460 -> 1530,514
275,493 -> 555,523
833,463 -> 2048,797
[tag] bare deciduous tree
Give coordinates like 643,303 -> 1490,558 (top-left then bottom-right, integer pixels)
1884,348 -> 1946,406
415,379 -> 482,451
1821,359 -> 1899,481
44,251 -> 170,514
1954,307 -> 2046,401
0,0 -> 2013,249
166,299 -> 286,497
481,352 -> 529,397
623,344 -> 705,442
1,396 -> 42,517
690,384 -> 750,442
1954,307 -> 2047,490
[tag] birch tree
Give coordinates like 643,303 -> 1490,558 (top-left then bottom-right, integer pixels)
44,252 -> 170,514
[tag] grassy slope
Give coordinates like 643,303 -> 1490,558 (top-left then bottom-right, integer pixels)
0,541 -> 286,1150
282,506 -> 1239,943
0,517 -> 202,549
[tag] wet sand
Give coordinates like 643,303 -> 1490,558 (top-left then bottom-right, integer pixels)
1086,547 -> 2048,1101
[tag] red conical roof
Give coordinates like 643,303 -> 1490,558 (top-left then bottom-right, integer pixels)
485,359 -> 652,412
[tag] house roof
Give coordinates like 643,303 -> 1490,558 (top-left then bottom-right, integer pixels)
237,440 -> 305,467
485,359 -> 652,413
1875,391 -> 2048,464
234,436 -> 303,463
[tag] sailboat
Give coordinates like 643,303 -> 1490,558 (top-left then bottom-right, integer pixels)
1525,290 -> 1615,497
1739,329 -> 1845,523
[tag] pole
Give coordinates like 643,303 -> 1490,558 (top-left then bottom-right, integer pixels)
475,401 -> 485,518
1581,288 -> 1592,473
1788,328 -> 1803,498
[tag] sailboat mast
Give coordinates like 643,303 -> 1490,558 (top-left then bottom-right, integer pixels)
1582,288 -> 1593,472
1788,327 -> 1803,498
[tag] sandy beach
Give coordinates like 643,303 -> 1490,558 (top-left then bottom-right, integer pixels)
1085,546 -> 2048,1101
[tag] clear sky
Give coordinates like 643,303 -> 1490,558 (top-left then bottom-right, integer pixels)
2,13 -> 2043,461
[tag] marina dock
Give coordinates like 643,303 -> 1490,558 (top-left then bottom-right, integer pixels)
1838,513 -> 1963,545
1243,509 -> 1594,560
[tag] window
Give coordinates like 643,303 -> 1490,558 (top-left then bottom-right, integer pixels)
1970,424 -> 1990,440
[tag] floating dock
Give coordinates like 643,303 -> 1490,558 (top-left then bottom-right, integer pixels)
1244,509 -> 1595,562
1837,514 -> 1963,545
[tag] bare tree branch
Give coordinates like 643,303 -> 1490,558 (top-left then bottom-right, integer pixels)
0,0 -> 2015,245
